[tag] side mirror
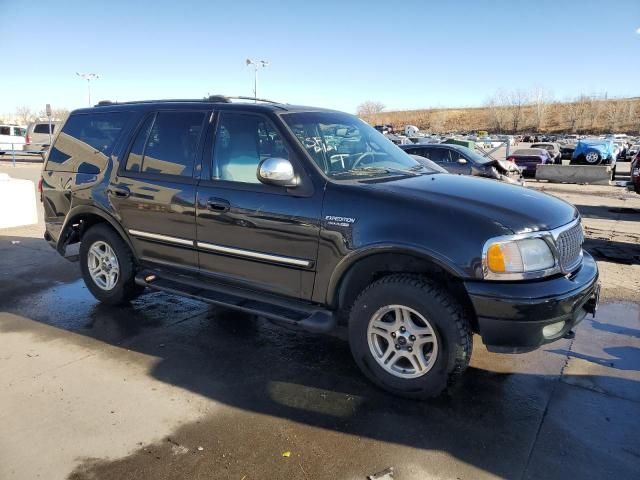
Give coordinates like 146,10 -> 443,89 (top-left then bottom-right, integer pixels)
258,157 -> 298,187
458,158 -> 468,165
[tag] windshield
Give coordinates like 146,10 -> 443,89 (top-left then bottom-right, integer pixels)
282,112 -> 440,179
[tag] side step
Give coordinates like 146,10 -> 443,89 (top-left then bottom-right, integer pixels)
134,271 -> 337,334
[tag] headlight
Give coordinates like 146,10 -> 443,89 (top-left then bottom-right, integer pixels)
483,236 -> 556,280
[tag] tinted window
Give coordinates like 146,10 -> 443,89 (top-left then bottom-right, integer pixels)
125,114 -> 154,172
45,111 -> 132,172
427,148 -> 449,162
61,112 -> 130,153
0,126 -> 10,135
140,111 -> 205,177
213,112 -> 289,183
34,124 -> 56,134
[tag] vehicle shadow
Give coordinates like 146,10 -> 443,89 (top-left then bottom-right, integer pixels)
547,346 -> 640,372
583,237 -> 640,265
573,203 -> 640,222
589,318 -> 640,338
1,235 -> 639,479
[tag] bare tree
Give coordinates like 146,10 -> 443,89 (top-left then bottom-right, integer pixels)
530,86 -> 551,130
564,97 -> 580,132
484,91 -> 509,132
15,106 -> 34,125
604,100 -> 622,131
429,110 -> 448,133
37,107 -> 70,122
506,90 -> 528,132
356,101 -> 385,116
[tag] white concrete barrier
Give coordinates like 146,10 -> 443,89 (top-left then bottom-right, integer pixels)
0,173 -> 38,228
535,165 -> 612,185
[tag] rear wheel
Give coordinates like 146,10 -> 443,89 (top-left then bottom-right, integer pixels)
80,224 -> 144,305
348,274 -> 472,399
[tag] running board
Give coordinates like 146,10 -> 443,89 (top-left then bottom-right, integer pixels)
134,271 -> 337,334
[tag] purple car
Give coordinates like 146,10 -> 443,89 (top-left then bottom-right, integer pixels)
507,148 -> 553,177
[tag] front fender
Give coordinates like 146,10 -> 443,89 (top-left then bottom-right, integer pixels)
326,243 -> 466,306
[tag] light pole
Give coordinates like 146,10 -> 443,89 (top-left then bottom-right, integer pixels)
76,72 -> 100,106
245,59 -> 269,102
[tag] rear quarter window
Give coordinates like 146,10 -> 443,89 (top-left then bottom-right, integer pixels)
46,112 -> 132,172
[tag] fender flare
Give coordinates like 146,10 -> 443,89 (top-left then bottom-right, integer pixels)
325,243 -> 467,307
57,205 -> 134,256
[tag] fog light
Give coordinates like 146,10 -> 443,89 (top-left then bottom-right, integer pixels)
542,321 -> 565,338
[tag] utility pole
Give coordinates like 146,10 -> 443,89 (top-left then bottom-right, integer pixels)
245,59 -> 269,102
76,72 -> 100,106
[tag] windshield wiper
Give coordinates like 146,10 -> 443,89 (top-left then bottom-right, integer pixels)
332,166 -> 421,177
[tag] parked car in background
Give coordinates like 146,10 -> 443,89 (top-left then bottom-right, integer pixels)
0,124 -> 26,153
628,154 -> 639,194
506,148 -> 554,177
530,142 -> 562,164
24,121 -> 61,154
626,144 -> 639,161
570,139 -> 616,166
560,143 -> 576,159
400,143 -> 522,183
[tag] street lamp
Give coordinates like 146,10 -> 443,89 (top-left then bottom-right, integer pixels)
76,72 -> 100,106
245,59 -> 269,102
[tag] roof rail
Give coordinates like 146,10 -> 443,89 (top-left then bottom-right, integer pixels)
224,96 -> 281,104
92,96 -> 285,107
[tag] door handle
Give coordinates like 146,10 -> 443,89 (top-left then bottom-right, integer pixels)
206,198 -> 230,213
108,186 -> 130,198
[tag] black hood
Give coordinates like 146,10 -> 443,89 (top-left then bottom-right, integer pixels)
368,174 -> 578,233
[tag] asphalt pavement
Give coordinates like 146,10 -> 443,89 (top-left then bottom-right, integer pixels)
0,161 -> 639,480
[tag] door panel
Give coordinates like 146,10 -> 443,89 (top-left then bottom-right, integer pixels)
110,110 -> 208,269
196,111 -> 322,299
110,177 -> 198,269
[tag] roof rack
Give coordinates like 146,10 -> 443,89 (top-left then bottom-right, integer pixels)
94,95 -> 284,108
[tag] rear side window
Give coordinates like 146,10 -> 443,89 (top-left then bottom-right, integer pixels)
125,111 -> 205,177
34,124 -> 56,134
0,126 -> 10,135
46,111 -> 132,172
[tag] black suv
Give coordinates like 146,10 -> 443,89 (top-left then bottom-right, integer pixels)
41,96 -> 600,398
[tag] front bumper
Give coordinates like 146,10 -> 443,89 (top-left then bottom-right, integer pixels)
464,252 -> 599,353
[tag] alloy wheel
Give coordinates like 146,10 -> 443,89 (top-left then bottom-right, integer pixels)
367,305 -> 439,379
87,240 -> 120,291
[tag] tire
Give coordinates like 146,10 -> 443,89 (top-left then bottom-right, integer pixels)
80,224 -> 144,305
348,274 -> 472,399
584,151 -> 601,165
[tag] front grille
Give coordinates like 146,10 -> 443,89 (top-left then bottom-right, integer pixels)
556,221 -> 584,272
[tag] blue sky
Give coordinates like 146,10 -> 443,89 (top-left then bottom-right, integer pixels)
1,0 -> 638,114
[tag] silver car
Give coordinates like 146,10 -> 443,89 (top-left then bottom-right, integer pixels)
24,121 -> 61,153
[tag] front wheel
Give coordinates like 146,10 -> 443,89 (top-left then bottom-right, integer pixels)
348,274 -> 472,399
80,224 -> 144,305
584,151 -> 602,165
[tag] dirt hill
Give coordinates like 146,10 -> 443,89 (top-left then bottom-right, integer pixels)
361,97 -> 640,135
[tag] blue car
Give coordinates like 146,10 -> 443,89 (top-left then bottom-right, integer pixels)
571,139 -> 616,166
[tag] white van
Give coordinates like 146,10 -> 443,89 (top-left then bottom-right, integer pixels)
0,125 -> 26,153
